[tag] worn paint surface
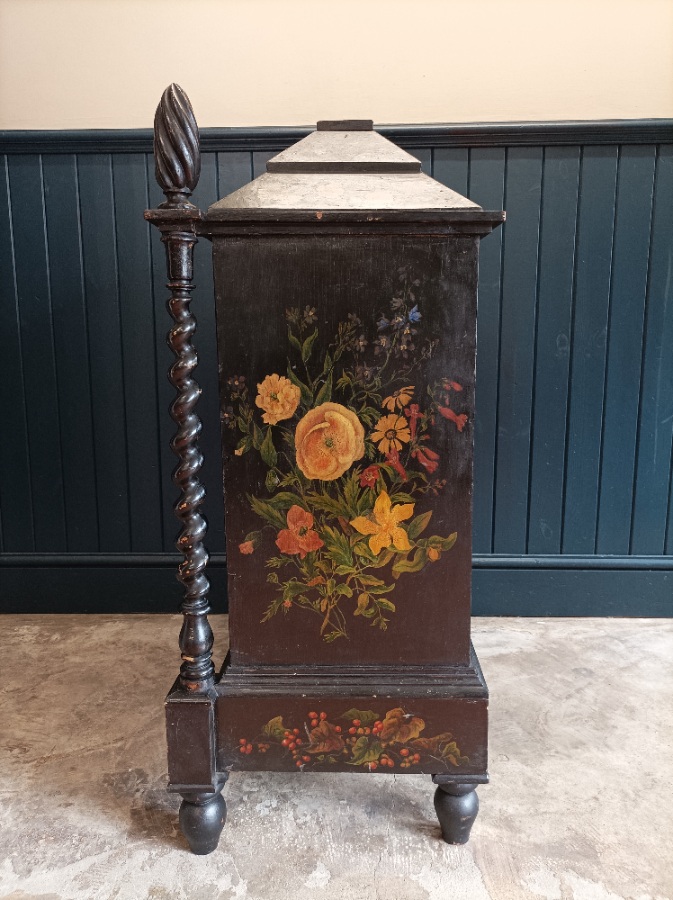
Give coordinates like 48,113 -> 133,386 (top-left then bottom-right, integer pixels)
0,616 -> 671,899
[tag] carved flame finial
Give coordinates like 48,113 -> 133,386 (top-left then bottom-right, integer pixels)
153,83 -> 201,208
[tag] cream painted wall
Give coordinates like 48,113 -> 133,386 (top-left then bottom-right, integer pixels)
1,0 -> 672,129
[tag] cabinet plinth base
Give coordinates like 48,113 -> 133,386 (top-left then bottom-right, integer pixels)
166,644 -> 488,853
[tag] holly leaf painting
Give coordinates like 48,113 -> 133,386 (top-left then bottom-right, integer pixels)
378,708 -> 425,744
347,737 -> 383,766
307,720 -> 345,754
411,733 -> 468,766
340,709 -> 380,726
262,716 -> 287,741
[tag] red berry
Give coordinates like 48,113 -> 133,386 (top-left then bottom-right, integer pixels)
387,759 -> 395,767
364,727 -> 371,735
293,728 -> 301,735
320,712 -> 328,720
357,728 -> 364,735
370,762 -> 378,770
284,731 -> 291,737
349,727 -> 357,735
308,711 -> 317,719
295,738 -> 303,746
239,746 -> 246,753
311,719 -> 319,728
335,726 -> 342,733
352,719 -> 361,727
302,755 -> 311,763
296,760 -> 302,767
289,742 -> 297,750
374,720 -> 382,727
239,738 -> 247,745
281,738 -> 290,747
245,746 -> 252,754
400,748 -> 410,757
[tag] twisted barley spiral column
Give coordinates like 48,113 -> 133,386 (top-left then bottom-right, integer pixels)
151,84 -> 214,692
165,233 -> 214,691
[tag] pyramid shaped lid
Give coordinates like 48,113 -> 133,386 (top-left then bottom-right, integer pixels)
206,120 -> 504,229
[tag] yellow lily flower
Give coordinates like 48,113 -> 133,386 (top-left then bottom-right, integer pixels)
350,490 -> 414,556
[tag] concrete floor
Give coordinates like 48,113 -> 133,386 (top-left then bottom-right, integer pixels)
0,616 -> 671,900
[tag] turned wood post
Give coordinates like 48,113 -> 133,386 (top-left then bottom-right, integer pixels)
146,84 -> 214,692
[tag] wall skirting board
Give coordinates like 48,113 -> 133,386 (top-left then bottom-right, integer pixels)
0,555 -> 670,616
1,119 -> 672,615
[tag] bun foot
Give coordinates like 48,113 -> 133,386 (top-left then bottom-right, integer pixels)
179,781 -> 227,855
432,778 -> 479,844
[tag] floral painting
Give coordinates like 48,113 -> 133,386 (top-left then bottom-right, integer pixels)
224,273 -> 468,642
236,706 -> 469,772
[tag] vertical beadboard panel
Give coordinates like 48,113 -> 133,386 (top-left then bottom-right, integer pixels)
493,148 -> 543,553
630,145 -> 673,554
6,154 -> 67,551
527,147 -> 581,553
562,147 -> 619,553
468,149 -> 506,554
0,156 -> 34,551
77,154 -> 131,551
42,154 -> 99,551
112,153 -> 163,551
596,147 -> 657,553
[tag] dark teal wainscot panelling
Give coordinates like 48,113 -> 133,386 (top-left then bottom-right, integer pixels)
1,120 -> 672,615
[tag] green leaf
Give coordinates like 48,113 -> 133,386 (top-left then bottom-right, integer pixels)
234,435 -> 252,456
265,468 -> 281,492
365,582 -> 395,596
360,606 -> 377,618
287,364 -> 313,407
347,737 -> 384,766
354,592 -> 370,615
306,490 -> 349,518
283,579 -> 312,599
262,716 -> 286,740
251,423 -> 263,450
323,630 -> 344,642
375,597 -> 396,612
407,510 -> 433,541
260,428 -> 277,467
389,492 -> 417,505
249,495 -> 287,530
288,330 -> 302,354
301,328 -> 318,362
340,709 -> 380,726
236,416 -> 249,434
335,564 -> 357,575
358,406 -> 380,426
357,574 -> 386,588
323,526 -> 353,568
342,471 -> 361,515
322,351 -> 333,375
264,492 -> 302,510
336,583 -> 353,597
392,548 -> 429,579
314,369 -> 333,405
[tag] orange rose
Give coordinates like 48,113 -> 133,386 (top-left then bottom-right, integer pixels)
295,402 -> 365,481
255,374 -> 301,425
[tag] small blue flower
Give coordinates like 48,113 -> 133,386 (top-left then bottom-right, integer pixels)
377,315 -> 390,331
408,305 -> 422,323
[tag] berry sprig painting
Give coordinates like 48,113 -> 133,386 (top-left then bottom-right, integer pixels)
225,271 -> 469,642
236,707 -> 469,772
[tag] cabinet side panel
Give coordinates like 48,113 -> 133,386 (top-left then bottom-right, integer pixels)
213,234 -> 478,666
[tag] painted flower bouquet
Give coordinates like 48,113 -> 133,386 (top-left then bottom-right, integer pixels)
225,277 -> 468,642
